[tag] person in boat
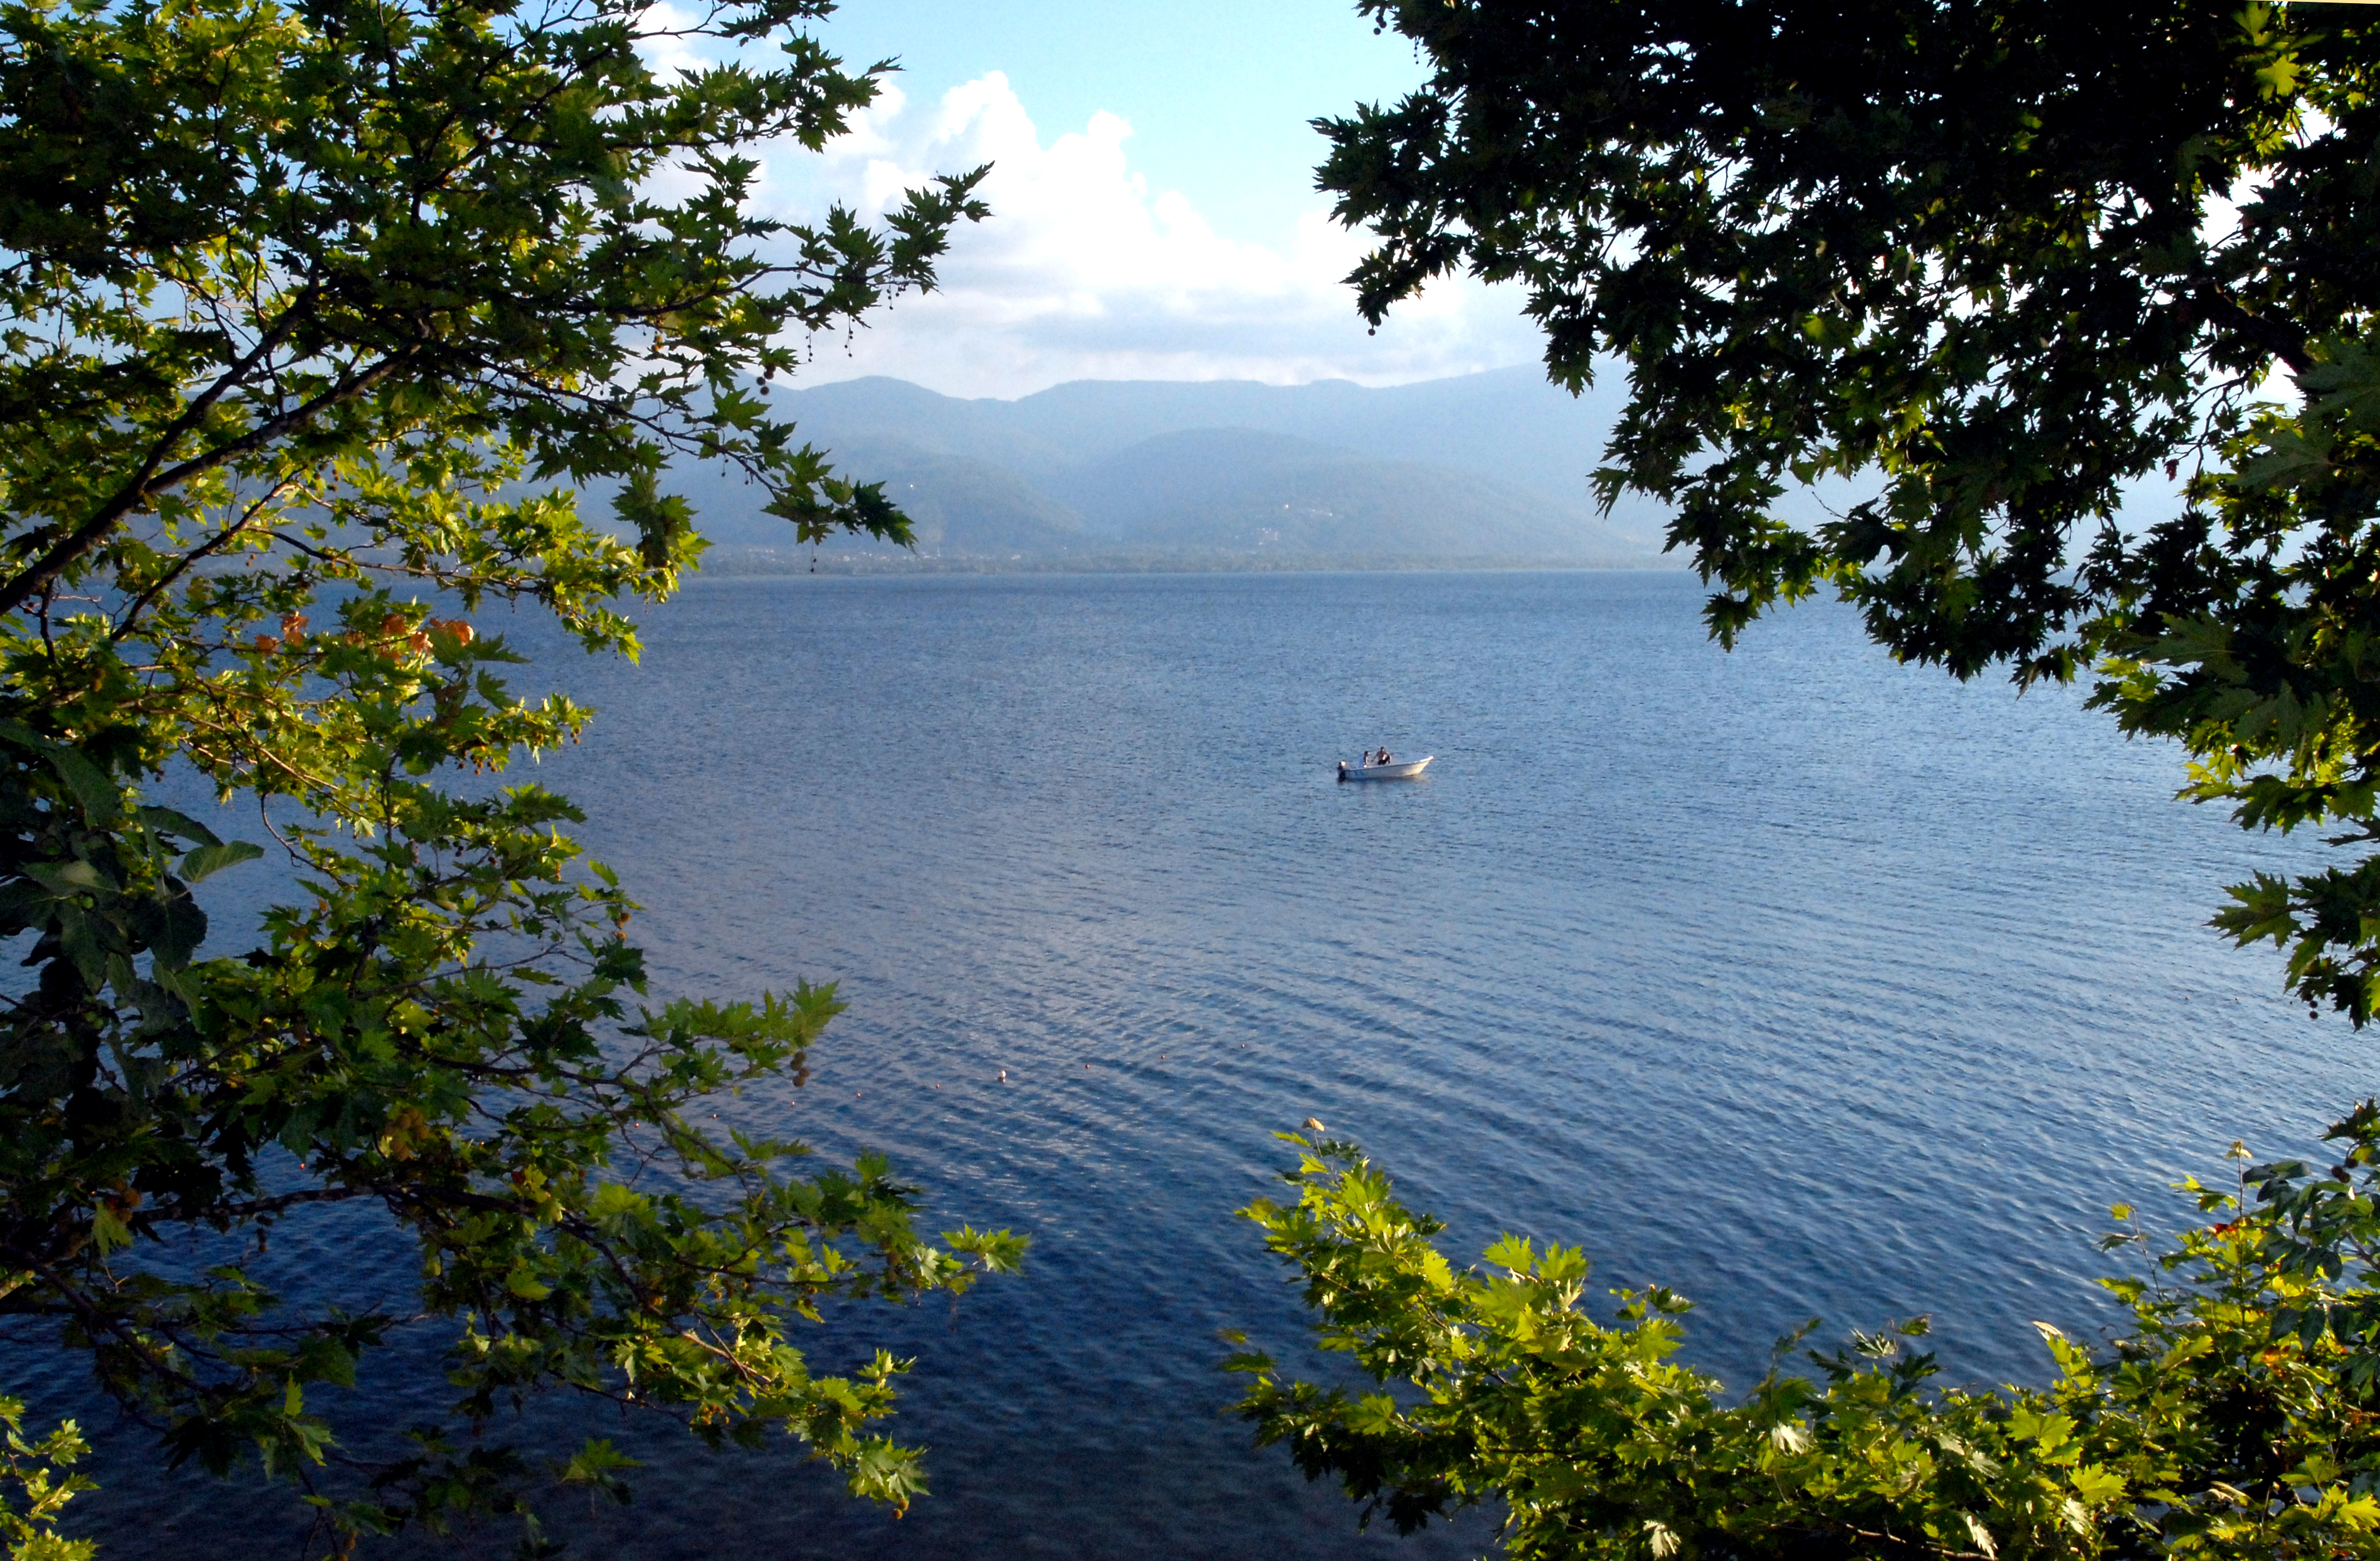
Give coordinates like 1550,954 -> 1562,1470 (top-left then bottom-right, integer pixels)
1337,759 -> 1348,782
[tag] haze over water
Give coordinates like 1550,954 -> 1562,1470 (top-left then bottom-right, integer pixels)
57,568 -> 2373,1558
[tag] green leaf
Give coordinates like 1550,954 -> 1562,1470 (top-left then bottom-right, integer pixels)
90,1204 -> 131,1255
137,806 -> 224,849
177,841 -> 263,883
22,860 -> 103,895
45,746 -> 120,824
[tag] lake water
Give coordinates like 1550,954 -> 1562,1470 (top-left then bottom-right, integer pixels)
42,568 -> 2374,1558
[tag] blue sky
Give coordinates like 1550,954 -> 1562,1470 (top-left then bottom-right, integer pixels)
806,1 -> 1431,247
708,2 -> 1542,397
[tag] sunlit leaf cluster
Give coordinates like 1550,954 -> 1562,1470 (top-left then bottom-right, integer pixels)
1234,1133 -> 2380,1561
0,1393 -> 92,1561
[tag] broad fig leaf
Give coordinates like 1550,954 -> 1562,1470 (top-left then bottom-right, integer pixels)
177,841 -> 263,884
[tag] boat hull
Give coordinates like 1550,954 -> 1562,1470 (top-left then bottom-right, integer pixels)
1340,756 -> 1432,780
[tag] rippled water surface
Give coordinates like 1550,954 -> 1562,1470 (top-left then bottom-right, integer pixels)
48,569 -> 2376,1558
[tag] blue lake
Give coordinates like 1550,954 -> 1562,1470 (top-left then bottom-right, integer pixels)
43,567 -> 2374,1557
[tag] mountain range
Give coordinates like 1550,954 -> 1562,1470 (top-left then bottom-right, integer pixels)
671,367 -> 1676,567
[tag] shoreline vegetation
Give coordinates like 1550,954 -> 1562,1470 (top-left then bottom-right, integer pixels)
695,545 -> 1684,577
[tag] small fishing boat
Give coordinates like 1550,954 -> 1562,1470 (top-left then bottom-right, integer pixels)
1339,755 -> 1433,782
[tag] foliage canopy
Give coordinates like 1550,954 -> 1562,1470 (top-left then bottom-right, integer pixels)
0,0 -> 1019,1547
1232,6 -> 2380,1558
1316,0 -> 2380,1017
1233,1130 -> 2380,1561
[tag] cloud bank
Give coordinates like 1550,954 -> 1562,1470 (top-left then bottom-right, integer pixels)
758,73 -> 1543,398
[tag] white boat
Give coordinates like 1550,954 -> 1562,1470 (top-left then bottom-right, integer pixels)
1339,755 -> 1433,781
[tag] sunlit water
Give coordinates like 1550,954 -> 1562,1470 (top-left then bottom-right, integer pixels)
32,568 -> 2373,1558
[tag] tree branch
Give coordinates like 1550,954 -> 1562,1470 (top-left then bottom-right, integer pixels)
0,334 -> 406,621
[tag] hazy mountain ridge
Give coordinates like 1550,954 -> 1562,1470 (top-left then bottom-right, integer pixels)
807,434 -> 1088,554
1049,429 -> 1601,556
676,367 -> 1672,564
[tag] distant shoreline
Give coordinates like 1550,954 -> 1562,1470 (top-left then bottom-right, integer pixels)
692,545 -> 1682,579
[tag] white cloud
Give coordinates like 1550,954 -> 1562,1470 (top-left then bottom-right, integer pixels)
631,2 -> 715,87
756,73 -> 1542,397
